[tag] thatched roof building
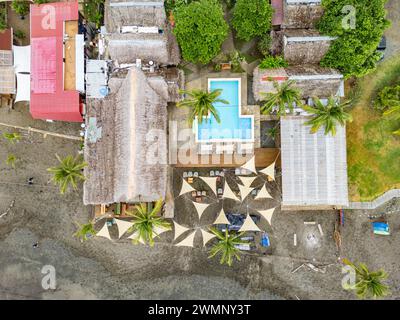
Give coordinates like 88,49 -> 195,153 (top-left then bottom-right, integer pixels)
253,65 -> 344,101
280,116 -> 349,210
104,0 -> 180,65
283,29 -> 335,64
83,68 -> 168,205
283,1 -> 324,29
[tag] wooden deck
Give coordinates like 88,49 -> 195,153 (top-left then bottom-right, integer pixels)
64,21 -> 77,91
172,148 -> 280,168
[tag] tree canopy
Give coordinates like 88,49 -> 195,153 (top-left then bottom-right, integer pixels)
173,0 -> 228,64
231,0 -> 273,41
318,0 -> 390,78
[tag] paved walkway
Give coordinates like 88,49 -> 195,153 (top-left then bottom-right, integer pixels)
349,189 -> 400,209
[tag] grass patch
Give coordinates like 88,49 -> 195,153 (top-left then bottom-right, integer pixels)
347,55 -> 400,201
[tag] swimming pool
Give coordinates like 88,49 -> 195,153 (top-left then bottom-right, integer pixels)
195,79 -> 254,142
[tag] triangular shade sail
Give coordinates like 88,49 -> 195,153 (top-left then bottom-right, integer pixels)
238,184 -> 254,200
174,230 -> 196,247
213,209 -> 230,225
200,229 -> 217,246
222,181 -> 240,201
257,208 -> 276,225
239,215 -> 261,232
96,222 -> 111,240
179,179 -> 196,196
127,231 -> 145,244
200,176 -> 218,195
238,176 -> 257,188
153,225 -> 170,238
254,184 -> 273,200
240,156 -> 257,174
115,219 -> 133,238
173,221 -> 190,240
259,162 -> 275,180
192,201 -> 210,219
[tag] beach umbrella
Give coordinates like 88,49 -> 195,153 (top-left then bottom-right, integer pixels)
192,201 -> 210,219
174,230 -> 196,247
257,208 -> 276,225
200,229 -> 217,246
240,155 -> 257,174
259,162 -> 275,180
200,176 -> 218,195
96,222 -> 112,240
173,220 -> 190,240
213,209 -> 230,225
238,215 -> 261,232
222,181 -> 240,201
115,219 -> 133,238
179,179 -> 196,196
254,184 -> 273,200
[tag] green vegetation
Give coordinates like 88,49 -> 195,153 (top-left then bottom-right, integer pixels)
11,1 -> 29,18
208,228 -> 246,267
83,0 -> 104,28
229,50 -> 245,73
0,4 -> 7,31
342,259 -> 389,299
14,29 -> 25,40
47,154 -> 87,194
318,0 -> 390,78
173,0 -> 228,64
6,154 -> 17,169
127,199 -> 171,247
347,56 -> 400,201
165,0 -> 192,14
33,0 -> 50,4
257,34 -> 272,57
303,97 -> 353,136
2,132 -> 21,144
259,55 -> 288,70
231,0 -> 272,41
177,88 -> 229,124
374,85 -> 400,135
74,221 -> 96,242
260,80 -> 303,117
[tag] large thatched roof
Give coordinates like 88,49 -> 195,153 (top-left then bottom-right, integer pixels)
283,2 -> 324,29
83,68 -> 168,205
280,116 -> 349,209
283,29 -> 334,64
105,0 -> 166,32
104,0 -> 180,65
253,65 -> 343,101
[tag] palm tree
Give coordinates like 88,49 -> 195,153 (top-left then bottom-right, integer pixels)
342,258 -> 389,299
6,154 -> 17,168
74,220 -> 96,242
303,96 -> 353,136
260,80 -> 303,117
47,154 -> 87,194
3,132 -> 21,144
208,228 -> 247,267
177,89 -> 229,125
127,199 -> 171,246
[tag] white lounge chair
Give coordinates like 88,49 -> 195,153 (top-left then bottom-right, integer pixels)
199,143 -> 213,155
237,143 -> 253,155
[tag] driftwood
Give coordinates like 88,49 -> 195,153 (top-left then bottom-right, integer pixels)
0,200 -> 15,219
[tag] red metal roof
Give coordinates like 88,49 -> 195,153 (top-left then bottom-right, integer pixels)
30,1 -> 82,122
0,28 -> 13,50
272,0 -> 284,26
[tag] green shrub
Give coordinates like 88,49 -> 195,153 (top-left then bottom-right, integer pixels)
318,0 -> 390,78
11,1 -> 29,18
231,0 -> 273,41
374,85 -> 400,111
14,29 -> 25,39
257,34 -> 272,57
173,0 -> 228,64
165,0 -> 193,14
83,0 -> 104,28
0,5 -> 6,31
229,50 -> 245,72
259,56 -> 288,69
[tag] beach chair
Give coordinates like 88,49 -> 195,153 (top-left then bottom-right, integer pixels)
237,143 -> 253,155
199,143 -> 213,155
210,170 -> 215,176
193,172 -> 199,177
183,172 -> 188,178
188,171 -> 193,177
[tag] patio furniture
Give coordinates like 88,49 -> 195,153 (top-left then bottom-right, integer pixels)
217,188 -> 223,195
193,172 -> 199,177
188,171 -> 193,177
235,168 -> 241,175
220,62 -> 232,70
191,191 -> 197,197
201,191 -> 207,196
199,143 -> 213,155
183,172 -> 188,178
234,243 -> 251,251
188,177 -> 194,184
261,233 -> 270,247
210,170 -> 215,176
197,191 -> 202,196
237,143 -> 253,155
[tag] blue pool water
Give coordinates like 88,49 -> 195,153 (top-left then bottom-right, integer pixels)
197,79 -> 253,141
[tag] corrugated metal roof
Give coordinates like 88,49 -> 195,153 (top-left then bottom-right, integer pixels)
280,117 -> 349,207
0,66 -> 16,94
30,1 -> 82,122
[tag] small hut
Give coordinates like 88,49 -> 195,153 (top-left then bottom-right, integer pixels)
283,1 -> 324,29
280,116 -> 349,210
83,68 -> 169,205
0,28 -> 15,97
283,29 -> 335,65
253,65 -> 344,101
